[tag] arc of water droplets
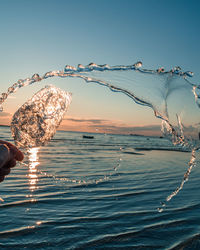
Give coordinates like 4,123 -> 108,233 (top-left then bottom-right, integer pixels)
0,62 -> 199,150
0,62 -> 198,111
20,149 -> 122,186
0,61 -> 200,210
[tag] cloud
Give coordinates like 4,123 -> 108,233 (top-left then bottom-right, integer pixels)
90,124 -> 160,130
89,124 -> 161,135
62,116 -> 161,135
64,117 -> 108,124
0,112 -> 11,117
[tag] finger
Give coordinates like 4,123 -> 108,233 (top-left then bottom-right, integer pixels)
6,159 -> 16,169
0,140 -> 15,149
0,140 -> 24,161
14,149 -> 24,161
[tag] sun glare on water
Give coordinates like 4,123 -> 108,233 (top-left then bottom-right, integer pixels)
28,147 -> 40,191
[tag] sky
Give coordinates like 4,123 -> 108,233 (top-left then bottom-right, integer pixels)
0,0 -> 200,135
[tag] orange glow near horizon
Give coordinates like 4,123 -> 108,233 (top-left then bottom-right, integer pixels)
0,85 -> 162,136
0,112 -> 161,136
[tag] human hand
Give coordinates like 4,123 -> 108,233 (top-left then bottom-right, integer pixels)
0,140 -> 24,182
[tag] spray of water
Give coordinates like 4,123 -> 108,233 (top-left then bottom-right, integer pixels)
10,85 -> 72,148
0,61 -> 200,210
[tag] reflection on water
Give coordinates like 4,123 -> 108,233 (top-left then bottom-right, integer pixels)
28,147 -> 40,192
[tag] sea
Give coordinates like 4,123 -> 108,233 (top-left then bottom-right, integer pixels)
0,125 -> 200,249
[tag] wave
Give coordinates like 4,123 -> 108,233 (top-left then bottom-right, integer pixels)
75,218 -> 188,249
171,233 -> 200,249
134,147 -> 191,152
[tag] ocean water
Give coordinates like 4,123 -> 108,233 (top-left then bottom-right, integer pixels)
0,126 -> 200,249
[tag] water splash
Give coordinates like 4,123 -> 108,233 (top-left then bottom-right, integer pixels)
1,62 -> 199,149
10,85 -> 72,148
20,148 -> 122,187
1,61 -> 200,209
158,149 -> 196,212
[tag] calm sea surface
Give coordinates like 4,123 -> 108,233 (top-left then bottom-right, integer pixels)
0,126 -> 200,249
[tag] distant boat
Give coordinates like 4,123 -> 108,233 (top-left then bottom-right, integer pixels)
82,135 -> 94,139
129,133 -> 144,137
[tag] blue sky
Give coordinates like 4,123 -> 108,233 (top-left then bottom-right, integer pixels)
0,0 -> 200,134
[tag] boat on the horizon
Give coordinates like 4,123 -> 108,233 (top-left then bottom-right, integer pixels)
129,133 -> 145,137
82,135 -> 94,139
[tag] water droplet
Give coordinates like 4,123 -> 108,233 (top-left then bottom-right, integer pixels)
1,93 -> 7,100
157,207 -> 163,213
64,65 -> 76,72
44,72 -> 51,78
185,71 -> 194,77
157,67 -> 165,73
77,64 -> 85,71
13,86 -> 19,93
88,62 -> 98,68
100,64 -> 110,70
32,74 -> 41,81
174,66 -> 181,71
7,87 -> 15,94
12,82 -> 18,88
36,221 -> 42,225
86,77 -> 92,82
17,79 -> 24,87
134,61 -> 142,68
0,197 -> 4,202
